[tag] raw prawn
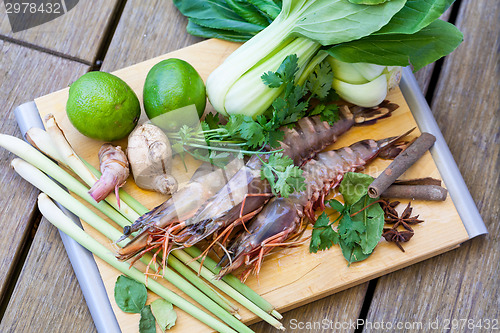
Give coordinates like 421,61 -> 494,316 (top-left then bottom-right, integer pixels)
116,158 -> 242,260
217,130 -> 413,281
173,103 -> 397,248
118,102 -> 397,261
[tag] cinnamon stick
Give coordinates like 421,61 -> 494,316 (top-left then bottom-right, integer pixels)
381,185 -> 448,201
368,133 -> 436,198
393,177 -> 442,187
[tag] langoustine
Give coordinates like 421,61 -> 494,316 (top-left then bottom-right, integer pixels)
217,131 -> 412,281
172,103 -> 397,248
117,102 -> 398,261
116,158 -> 242,260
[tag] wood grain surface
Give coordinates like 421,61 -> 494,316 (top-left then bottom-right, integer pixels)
0,0 -> 119,63
0,39 -> 88,314
100,0 -> 203,73
365,0 -> 500,331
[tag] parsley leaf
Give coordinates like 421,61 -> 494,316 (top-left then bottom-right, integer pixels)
306,60 -> 334,100
308,173 -> 385,265
260,153 -> 305,197
310,212 -> 340,253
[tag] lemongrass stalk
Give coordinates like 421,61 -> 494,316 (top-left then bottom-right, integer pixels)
26,127 -> 66,165
147,252 -> 241,319
0,135 -> 131,231
12,158 -> 129,246
183,246 -> 282,320
37,193 -> 238,333
44,114 -> 140,222
13,159 -> 253,333
172,250 -> 285,330
11,158 -> 252,332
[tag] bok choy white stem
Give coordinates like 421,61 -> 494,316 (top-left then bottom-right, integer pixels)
206,0 -> 406,117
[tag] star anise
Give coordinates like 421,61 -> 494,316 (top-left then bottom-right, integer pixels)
384,202 -> 423,232
379,199 -> 400,217
382,228 -> 414,252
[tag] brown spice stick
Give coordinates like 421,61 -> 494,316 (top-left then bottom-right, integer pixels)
393,177 -> 442,186
368,132 -> 436,198
381,185 -> 448,201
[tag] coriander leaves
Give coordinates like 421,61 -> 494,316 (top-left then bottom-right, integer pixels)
260,153 -> 306,198
309,172 -> 385,265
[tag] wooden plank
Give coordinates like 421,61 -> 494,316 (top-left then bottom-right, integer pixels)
100,0 -> 203,72
366,0 -> 499,329
34,38 -> 469,332
0,218 -> 96,333
0,1 -> 120,63
0,39 -> 88,307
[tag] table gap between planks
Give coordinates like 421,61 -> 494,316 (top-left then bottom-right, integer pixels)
0,0 -> 498,332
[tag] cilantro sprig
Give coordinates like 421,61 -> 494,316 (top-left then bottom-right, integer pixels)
260,153 -> 306,198
168,54 -> 340,197
309,173 -> 385,265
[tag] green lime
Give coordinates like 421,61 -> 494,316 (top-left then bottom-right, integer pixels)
143,58 -> 206,131
66,71 -> 141,141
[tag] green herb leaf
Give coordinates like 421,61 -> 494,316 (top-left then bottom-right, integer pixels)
114,275 -> 148,313
186,20 -> 254,42
326,20 -> 463,72
203,113 -> 221,130
310,212 -> 340,253
139,305 -> 156,333
225,0 -> 272,26
306,60 -> 334,100
151,299 -> 177,331
261,153 -> 305,197
351,194 -> 385,255
326,173 -> 385,264
246,0 -> 281,20
340,240 -> 371,265
339,172 -> 375,205
338,213 -> 366,246
326,199 -> 346,213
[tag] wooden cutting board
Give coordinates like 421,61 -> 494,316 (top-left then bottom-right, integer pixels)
34,39 -> 469,332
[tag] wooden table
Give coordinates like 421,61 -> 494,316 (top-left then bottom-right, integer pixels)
0,1 -> 498,332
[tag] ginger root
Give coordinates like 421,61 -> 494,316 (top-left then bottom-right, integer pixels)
127,123 -> 177,195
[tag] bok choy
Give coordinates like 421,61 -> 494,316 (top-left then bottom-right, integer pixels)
206,0 -> 407,116
175,0 -> 462,115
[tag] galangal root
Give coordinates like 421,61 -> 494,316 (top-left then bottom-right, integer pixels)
89,143 -> 129,206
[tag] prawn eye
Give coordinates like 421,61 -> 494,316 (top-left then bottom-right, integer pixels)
123,225 -> 131,236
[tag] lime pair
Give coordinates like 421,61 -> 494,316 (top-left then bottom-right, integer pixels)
66,59 -> 206,141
